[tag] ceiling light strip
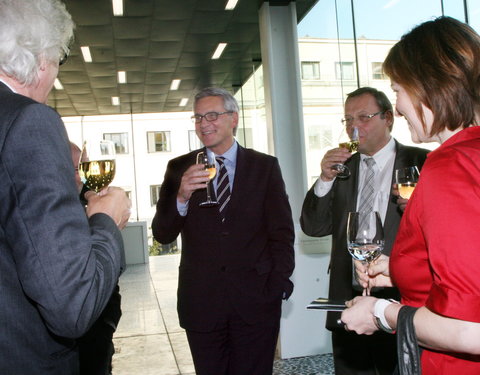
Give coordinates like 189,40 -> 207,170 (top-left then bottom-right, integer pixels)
112,0 -> 124,16
170,79 -> 181,90
225,0 -> 239,10
118,71 -> 127,84
112,96 -> 120,106
179,98 -> 189,107
212,43 -> 227,59
54,78 -> 64,90
81,46 -> 92,63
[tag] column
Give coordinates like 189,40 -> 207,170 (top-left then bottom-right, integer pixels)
258,1 -> 332,358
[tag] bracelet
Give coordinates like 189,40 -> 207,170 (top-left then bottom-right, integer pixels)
374,298 -> 399,334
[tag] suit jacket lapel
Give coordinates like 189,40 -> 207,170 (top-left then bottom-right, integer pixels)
224,144 -> 245,219
345,153 -> 361,212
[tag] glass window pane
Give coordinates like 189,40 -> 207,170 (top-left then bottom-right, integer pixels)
301,61 -> 321,80
150,184 -> 161,206
104,133 -> 128,154
147,131 -> 170,152
467,0 -> 480,32
189,130 -> 202,151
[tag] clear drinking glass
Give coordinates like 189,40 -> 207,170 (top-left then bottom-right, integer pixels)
346,211 -> 384,295
395,166 -> 420,199
331,127 -> 359,178
79,140 -> 116,193
196,151 -> 218,207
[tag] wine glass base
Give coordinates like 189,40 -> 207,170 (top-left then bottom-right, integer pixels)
331,164 -> 351,179
199,201 -> 219,207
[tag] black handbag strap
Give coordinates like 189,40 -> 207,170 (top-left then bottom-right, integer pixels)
396,305 -> 422,375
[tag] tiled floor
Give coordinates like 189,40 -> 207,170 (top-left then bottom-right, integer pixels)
112,255 -> 334,375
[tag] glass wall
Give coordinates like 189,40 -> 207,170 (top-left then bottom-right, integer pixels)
296,0 -> 478,184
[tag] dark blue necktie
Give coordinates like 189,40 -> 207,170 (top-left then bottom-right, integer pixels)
215,156 -> 231,221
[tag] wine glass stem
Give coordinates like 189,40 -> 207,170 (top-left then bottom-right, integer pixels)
206,182 -> 212,202
363,268 -> 370,296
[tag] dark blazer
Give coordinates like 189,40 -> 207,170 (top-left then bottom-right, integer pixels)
152,144 -> 295,331
300,140 -> 429,329
0,82 -> 125,374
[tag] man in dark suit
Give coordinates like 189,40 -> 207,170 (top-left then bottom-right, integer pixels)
300,87 -> 429,375
70,142 -> 122,375
152,87 -> 295,375
0,1 -> 131,374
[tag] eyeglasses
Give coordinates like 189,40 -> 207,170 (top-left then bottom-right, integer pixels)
341,111 -> 384,126
59,49 -> 69,66
191,111 -> 233,123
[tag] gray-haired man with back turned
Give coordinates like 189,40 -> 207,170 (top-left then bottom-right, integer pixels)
0,1 -> 130,373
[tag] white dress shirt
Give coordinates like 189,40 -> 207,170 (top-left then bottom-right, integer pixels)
313,137 -> 396,223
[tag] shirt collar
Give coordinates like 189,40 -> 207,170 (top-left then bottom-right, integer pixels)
0,78 -> 16,93
207,140 -> 238,164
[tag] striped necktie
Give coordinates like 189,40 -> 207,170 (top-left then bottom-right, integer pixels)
358,157 -> 376,231
215,156 -> 231,220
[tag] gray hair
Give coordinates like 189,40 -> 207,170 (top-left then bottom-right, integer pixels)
0,0 -> 74,85
193,87 -> 240,114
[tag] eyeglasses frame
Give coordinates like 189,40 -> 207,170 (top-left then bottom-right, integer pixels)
191,111 -> 233,124
341,111 -> 385,126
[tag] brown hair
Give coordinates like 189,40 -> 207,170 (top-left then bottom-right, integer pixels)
383,16 -> 480,136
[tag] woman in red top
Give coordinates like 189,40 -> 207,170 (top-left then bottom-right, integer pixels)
340,16 -> 480,374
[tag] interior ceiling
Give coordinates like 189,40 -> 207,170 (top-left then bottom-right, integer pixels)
49,0 -> 317,117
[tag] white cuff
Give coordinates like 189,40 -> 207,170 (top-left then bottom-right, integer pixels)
313,177 -> 335,197
374,298 -> 398,333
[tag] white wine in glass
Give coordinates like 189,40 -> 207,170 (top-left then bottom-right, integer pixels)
347,211 -> 384,295
395,166 -> 419,199
332,127 -> 359,178
196,151 -> 218,207
79,140 -> 116,193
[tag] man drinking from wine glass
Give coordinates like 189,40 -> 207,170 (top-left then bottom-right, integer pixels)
0,1 -> 131,373
70,141 -> 122,375
152,87 -> 295,375
300,87 -> 429,375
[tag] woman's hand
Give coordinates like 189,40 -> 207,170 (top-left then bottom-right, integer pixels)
341,296 -> 379,335
354,255 -> 393,290
367,254 -> 394,288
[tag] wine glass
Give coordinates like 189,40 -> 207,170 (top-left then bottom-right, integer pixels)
331,127 -> 359,178
196,151 -> 218,207
395,166 -> 420,199
346,211 -> 384,295
79,140 -> 116,193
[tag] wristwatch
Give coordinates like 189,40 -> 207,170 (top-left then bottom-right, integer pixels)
374,298 -> 399,334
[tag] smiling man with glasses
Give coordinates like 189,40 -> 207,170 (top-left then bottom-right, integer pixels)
300,86 -> 429,375
153,87 -> 295,375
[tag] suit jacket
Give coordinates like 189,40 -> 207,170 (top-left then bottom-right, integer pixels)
0,82 -> 125,374
300,140 -> 429,329
152,144 -> 295,331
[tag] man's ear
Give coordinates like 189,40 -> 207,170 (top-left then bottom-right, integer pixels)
232,111 -> 239,129
384,110 -> 394,130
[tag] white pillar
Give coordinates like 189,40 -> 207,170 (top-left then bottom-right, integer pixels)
259,2 -> 332,359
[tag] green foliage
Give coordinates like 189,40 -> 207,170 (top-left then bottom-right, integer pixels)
149,238 -> 179,256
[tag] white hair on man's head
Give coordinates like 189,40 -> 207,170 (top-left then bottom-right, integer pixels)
0,0 -> 74,85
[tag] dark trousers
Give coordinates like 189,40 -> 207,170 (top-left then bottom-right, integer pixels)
185,307 -> 280,375
78,320 -> 115,375
332,330 -> 397,375
77,286 -> 121,375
